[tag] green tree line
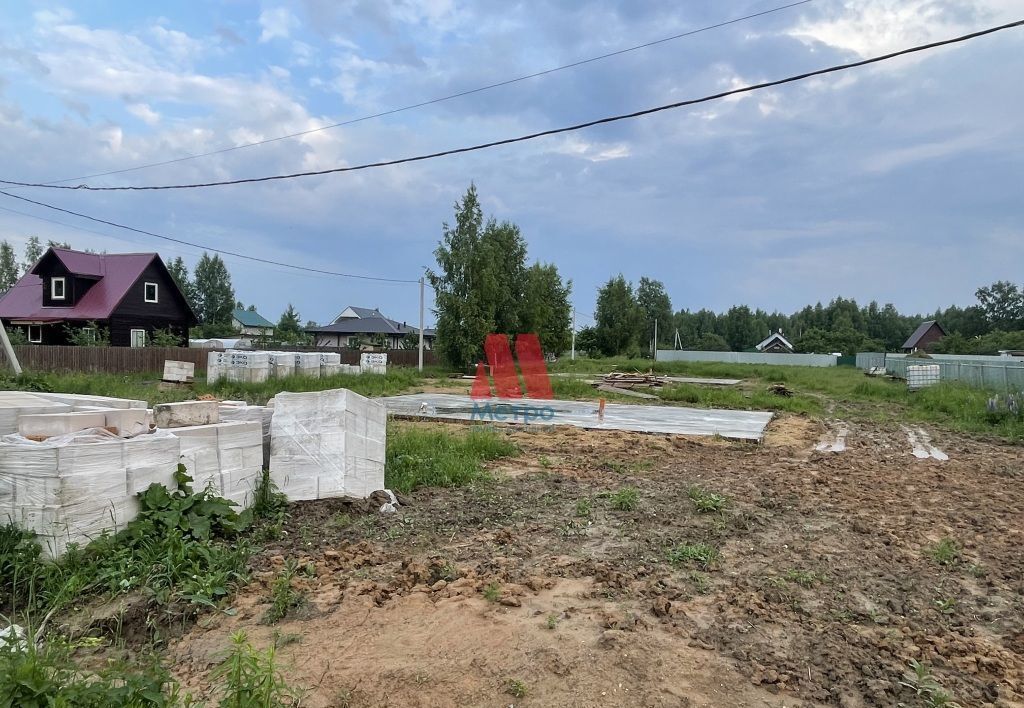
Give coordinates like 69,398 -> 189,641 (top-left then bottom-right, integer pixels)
579,277 -> 1024,357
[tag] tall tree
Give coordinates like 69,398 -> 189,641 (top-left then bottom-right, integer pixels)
594,275 -> 643,357
429,185 -> 488,369
166,256 -> 199,313
636,277 -> 673,349
479,220 -> 528,334
0,241 -> 18,293
192,253 -> 235,331
428,184 -> 531,369
22,236 -> 42,274
975,281 -> 1024,330
520,262 -> 572,355
276,304 -> 307,344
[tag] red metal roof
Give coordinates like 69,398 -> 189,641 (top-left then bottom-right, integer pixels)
0,248 -> 159,321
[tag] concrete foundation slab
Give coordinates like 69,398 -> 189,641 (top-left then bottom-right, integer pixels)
380,393 -> 773,441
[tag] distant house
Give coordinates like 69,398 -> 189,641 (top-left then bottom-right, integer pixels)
902,320 -> 947,352
0,247 -> 197,347
755,330 -> 794,354
306,306 -> 436,349
232,308 -> 275,339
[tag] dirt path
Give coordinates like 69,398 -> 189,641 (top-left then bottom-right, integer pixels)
169,418 -> 1024,707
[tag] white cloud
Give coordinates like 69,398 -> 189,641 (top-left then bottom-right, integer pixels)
259,7 -> 298,42
787,0 -> 1021,58
126,102 -> 160,125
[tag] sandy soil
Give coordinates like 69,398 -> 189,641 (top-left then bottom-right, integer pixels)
168,416 -> 1024,707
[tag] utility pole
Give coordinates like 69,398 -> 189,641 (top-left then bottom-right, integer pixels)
653,318 -> 658,361
417,276 -> 425,372
0,321 -> 22,374
571,307 -> 576,361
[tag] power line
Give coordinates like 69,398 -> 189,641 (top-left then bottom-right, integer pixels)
4,18 -> 1019,193
30,1 -> 813,186
0,190 -> 421,284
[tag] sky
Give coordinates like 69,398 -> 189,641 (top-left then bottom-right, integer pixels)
0,0 -> 1021,328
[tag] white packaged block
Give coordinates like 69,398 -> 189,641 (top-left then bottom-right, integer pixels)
18,411 -> 107,438
269,388 -> 385,501
29,392 -> 147,410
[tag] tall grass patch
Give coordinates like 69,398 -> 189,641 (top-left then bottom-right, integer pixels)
385,425 -> 519,492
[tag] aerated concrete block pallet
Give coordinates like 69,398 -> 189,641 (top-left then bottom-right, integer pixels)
152,400 -> 220,428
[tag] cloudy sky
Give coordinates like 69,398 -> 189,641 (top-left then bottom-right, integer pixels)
0,0 -> 1021,327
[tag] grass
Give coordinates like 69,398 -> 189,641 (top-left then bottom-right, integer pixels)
687,486 -> 728,513
505,679 -> 528,699
551,357 -> 1024,441
263,559 -> 306,624
2,367 -> 426,406
927,538 -> 960,566
574,497 -> 593,518
667,542 -> 719,570
609,486 -> 640,511
385,424 -> 519,492
482,582 -> 501,602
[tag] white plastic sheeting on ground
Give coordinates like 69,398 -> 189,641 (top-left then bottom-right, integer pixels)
381,393 -> 774,441
270,389 -> 386,501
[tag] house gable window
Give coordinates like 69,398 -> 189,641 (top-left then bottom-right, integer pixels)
51,277 -> 66,300
144,282 -> 159,303
28,325 -> 42,343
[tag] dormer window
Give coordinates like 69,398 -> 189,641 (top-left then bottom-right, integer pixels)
51,277 -> 66,300
144,282 -> 158,303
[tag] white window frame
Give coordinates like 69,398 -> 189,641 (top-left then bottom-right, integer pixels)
130,329 -> 146,348
28,325 -> 42,343
81,327 -> 95,343
51,277 -> 66,300
144,282 -> 159,303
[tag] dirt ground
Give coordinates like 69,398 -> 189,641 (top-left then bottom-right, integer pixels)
169,416 -> 1024,707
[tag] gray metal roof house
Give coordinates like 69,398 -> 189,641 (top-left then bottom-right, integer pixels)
306,306 -> 435,349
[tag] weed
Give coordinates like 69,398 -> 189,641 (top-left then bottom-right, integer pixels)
574,497 -> 593,518
900,660 -> 961,707
263,559 -> 306,624
539,455 -> 553,468
211,630 -> 304,706
386,425 -> 518,492
506,679 -> 528,699
556,519 -> 589,538
927,538 -> 960,566
934,598 -> 957,615
482,582 -> 501,602
689,571 -> 711,594
0,638 -> 180,706
966,563 -> 987,578
545,614 -> 558,630
330,512 -> 353,530
4,467 -> 251,623
784,569 -> 826,588
609,487 -> 640,512
687,486 -> 727,513
667,543 -> 719,570
439,561 -> 458,582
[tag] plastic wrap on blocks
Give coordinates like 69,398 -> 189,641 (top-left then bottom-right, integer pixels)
270,388 -> 385,501
221,467 -> 260,507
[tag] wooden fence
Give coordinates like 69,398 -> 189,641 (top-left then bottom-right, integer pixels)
2,345 -> 436,375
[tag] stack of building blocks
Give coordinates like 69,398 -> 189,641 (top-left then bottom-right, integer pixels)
319,352 -> 342,377
268,352 -> 296,378
269,389 -> 386,501
293,352 -> 321,378
360,352 -> 388,375
152,400 -> 220,428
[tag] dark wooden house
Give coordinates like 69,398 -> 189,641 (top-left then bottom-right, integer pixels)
0,247 -> 197,347
902,320 -> 947,353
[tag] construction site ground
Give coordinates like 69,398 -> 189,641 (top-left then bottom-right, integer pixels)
166,415 -> 1024,707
